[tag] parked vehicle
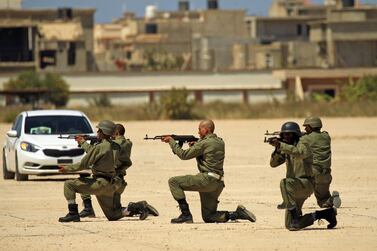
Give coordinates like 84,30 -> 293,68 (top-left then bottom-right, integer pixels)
3,110 -> 95,181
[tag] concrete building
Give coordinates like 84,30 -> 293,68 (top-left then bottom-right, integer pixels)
274,67 -> 377,99
0,8 -> 96,73
234,15 -> 320,70
234,0 -> 377,70
310,6 -> 377,68
0,0 -> 21,9
95,0 -> 248,72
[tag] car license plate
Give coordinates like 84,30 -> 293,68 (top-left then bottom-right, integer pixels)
58,159 -> 73,164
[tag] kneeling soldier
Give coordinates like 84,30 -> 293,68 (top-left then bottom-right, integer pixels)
162,120 -> 256,224
76,123 -> 158,219
58,120 -> 148,222
302,116 -> 341,209
269,121 -> 337,231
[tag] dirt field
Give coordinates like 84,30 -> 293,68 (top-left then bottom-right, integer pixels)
1,118 -> 377,251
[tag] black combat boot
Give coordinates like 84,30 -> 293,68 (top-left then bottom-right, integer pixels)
171,203 -> 193,224
277,202 -> 286,210
228,205 -> 256,222
79,199 -> 96,218
59,204 -> 80,223
288,207 -> 301,231
127,201 -> 149,220
315,207 -> 337,229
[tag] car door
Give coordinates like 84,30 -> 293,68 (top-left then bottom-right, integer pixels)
6,114 -> 23,172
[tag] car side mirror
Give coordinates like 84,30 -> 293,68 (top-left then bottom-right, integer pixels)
6,130 -> 18,138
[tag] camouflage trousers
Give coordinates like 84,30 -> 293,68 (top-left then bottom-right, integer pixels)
280,177 -> 315,230
313,168 -> 333,208
64,176 -> 127,221
168,172 -> 229,223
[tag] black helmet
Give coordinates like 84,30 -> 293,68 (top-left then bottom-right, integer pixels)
280,121 -> 301,137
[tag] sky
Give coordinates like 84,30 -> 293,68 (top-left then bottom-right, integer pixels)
22,0 -> 377,23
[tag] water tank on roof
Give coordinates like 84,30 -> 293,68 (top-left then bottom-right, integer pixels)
207,0 -> 218,10
324,0 -> 336,6
179,1 -> 190,11
145,5 -> 157,19
342,0 -> 355,7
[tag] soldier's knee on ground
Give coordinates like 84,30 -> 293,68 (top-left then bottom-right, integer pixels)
202,215 -> 215,223
106,216 -> 122,221
168,177 -> 177,187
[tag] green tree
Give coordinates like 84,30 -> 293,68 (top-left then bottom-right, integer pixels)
3,71 -> 70,107
143,49 -> 184,71
88,94 -> 112,107
159,88 -> 194,119
339,76 -> 377,102
43,73 -> 70,107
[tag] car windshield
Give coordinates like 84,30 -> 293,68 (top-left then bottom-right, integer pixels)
24,116 -> 93,135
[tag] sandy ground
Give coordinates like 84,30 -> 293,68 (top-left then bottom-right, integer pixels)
1,118 -> 377,251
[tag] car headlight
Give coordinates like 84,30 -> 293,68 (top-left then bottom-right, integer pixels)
20,142 -> 40,152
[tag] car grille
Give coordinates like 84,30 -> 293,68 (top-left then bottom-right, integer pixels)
39,165 -> 60,170
43,148 -> 84,157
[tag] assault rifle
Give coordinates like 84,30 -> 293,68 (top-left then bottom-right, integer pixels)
264,130 -> 306,143
58,134 -> 99,146
264,130 -> 281,144
144,134 -> 199,147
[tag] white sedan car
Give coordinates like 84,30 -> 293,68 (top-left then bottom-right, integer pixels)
2,110 -> 95,181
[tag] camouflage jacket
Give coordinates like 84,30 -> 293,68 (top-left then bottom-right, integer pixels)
270,137 -> 313,179
65,139 -> 119,178
301,131 -> 331,172
169,133 -> 225,176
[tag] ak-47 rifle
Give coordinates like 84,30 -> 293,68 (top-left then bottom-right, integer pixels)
58,134 -> 99,146
144,134 -> 199,147
264,130 -> 281,144
264,130 -> 306,143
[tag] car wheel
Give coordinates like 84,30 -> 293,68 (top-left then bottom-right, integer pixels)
3,149 -> 15,179
15,152 -> 28,181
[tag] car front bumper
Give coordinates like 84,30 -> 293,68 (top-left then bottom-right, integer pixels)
18,149 -> 90,175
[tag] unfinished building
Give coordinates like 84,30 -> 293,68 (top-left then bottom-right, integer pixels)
310,6 -> 377,68
0,8 -> 95,72
233,0 -> 377,70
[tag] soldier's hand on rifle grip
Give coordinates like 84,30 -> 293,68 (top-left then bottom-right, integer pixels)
269,138 -> 281,148
188,141 -> 196,147
74,135 -> 85,144
161,135 -> 173,143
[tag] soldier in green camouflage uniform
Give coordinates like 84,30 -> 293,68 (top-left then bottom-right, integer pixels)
58,120 -> 148,222
76,123 -> 158,219
162,120 -> 256,224
302,117 -> 341,208
269,121 -> 337,230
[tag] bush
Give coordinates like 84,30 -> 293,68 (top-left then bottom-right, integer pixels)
339,76 -> 377,102
3,71 -> 69,107
88,94 -> 112,107
43,73 -> 70,107
159,88 -> 195,119
143,49 -> 184,71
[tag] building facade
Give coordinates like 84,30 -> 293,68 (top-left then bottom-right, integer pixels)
0,8 -> 96,73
